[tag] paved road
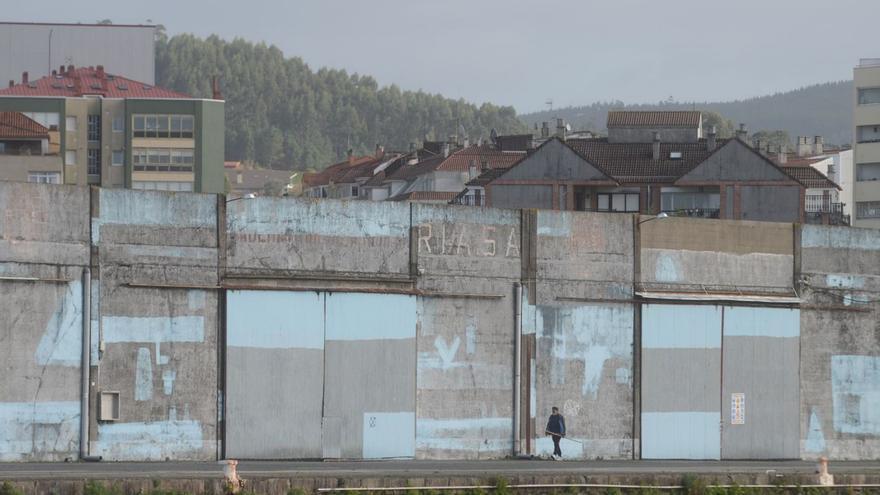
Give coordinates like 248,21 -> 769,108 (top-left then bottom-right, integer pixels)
1,460 -> 878,480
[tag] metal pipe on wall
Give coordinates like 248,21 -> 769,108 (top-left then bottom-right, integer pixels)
513,282 -> 522,456
79,267 -> 90,460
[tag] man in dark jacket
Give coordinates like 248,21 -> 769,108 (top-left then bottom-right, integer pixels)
545,406 -> 566,460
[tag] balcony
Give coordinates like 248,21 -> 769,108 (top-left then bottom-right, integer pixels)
805,197 -> 849,226
662,208 -> 720,219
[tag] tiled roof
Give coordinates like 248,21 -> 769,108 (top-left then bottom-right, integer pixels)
302,156 -> 377,187
781,165 -> 840,190
383,155 -> 447,182
466,167 -> 509,187
565,137 -> 729,183
437,144 -> 525,172
389,191 -> 460,202
607,110 -> 701,128
0,66 -> 191,99
0,111 -> 49,139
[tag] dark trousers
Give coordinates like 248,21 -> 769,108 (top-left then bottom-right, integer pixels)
552,434 -> 562,457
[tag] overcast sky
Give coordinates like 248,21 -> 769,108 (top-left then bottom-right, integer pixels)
8,0 -> 877,113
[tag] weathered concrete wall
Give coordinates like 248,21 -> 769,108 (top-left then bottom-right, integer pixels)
0,182 -> 89,461
530,211 -> 634,460
412,204 -> 520,459
640,217 -> 794,292
90,188 -> 218,460
800,225 -> 880,460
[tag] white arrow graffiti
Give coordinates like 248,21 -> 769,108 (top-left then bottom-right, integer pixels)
434,335 -> 461,370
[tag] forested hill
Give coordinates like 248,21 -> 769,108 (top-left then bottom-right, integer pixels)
155,34 -> 526,170
521,81 -> 853,146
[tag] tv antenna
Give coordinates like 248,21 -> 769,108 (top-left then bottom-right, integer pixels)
545,99 -> 553,113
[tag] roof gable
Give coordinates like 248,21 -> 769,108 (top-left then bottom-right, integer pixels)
495,138 -> 614,182
0,111 -> 49,138
676,139 -> 798,184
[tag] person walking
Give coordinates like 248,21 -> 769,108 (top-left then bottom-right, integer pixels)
545,406 -> 566,460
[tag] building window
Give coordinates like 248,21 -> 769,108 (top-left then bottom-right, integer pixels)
133,114 -> 195,138
87,115 -> 101,142
65,116 -> 77,132
112,117 -> 124,132
132,148 -> 194,172
857,125 -> 880,144
87,149 -> 100,175
112,150 -> 124,166
65,150 -> 76,166
597,192 -> 639,212
858,88 -> 880,105
28,172 -> 61,184
857,162 -> 880,181
351,185 -> 359,197
856,201 -> 880,219
132,181 -> 194,192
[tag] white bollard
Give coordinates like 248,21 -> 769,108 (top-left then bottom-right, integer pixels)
816,456 -> 834,486
222,459 -> 245,493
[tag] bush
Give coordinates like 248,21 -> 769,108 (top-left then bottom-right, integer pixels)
0,482 -> 24,495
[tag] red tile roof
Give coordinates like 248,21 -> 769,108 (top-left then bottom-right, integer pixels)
302,155 -> 380,187
781,165 -> 840,190
0,111 -> 49,139
607,110 -> 701,128
437,144 -> 526,172
0,66 -> 191,99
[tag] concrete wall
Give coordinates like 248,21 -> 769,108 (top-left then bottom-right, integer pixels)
529,211 -> 634,460
0,182 -> 89,461
89,188 -> 219,460
412,204 -> 520,459
800,225 -> 880,459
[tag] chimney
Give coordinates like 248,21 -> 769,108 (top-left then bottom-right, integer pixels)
21,72 -> 28,85
652,131 -> 661,160
212,76 -> 222,100
827,162 -> 838,183
8,80 -> 13,88
556,118 -> 566,141
469,159 -> 478,180
67,64 -> 74,74
347,149 -> 355,165
375,143 -> 384,159
777,144 -> 787,164
441,142 -> 450,158
754,139 -> 767,156
707,125 -> 717,152
96,65 -> 105,79
796,136 -> 811,157
735,123 -> 748,141
52,69 -> 57,77
463,136 -> 470,148
541,121 -> 550,138
59,65 -> 65,75
813,136 -> 824,155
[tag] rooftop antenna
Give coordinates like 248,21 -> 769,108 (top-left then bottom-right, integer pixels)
545,98 -> 553,114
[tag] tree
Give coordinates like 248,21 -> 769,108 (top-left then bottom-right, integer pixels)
751,130 -> 792,150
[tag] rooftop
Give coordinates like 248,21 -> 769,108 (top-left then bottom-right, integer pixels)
0,111 -> 49,139
781,165 -> 840,190
607,110 -> 702,128
0,65 -> 191,99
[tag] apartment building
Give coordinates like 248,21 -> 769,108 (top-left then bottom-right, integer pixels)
854,58 -> 880,228
0,65 -> 224,193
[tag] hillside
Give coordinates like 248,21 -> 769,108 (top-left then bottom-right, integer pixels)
155,34 -> 526,170
521,81 -> 853,146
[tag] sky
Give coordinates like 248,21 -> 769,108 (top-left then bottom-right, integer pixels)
7,0 -> 878,113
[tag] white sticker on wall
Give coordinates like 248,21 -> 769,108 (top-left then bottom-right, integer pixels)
731,393 -> 745,425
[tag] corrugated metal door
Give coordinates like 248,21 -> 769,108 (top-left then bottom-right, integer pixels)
641,304 -> 722,459
323,292 -> 417,459
721,307 -> 800,459
226,290 -> 325,459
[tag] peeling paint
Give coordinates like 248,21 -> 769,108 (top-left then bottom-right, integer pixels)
831,355 -> 880,435
92,188 -> 215,243
93,419 -> 204,460
826,274 -> 866,289
0,401 -> 80,461
654,255 -> 680,283
433,335 -> 461,370
537,212 -> 572,237
802,225 -> 880,251
805,409 -> 826,453
135,347 -> 153,401
102,315 -> 204,343
34,280 -> 82,367
416,417 -> 511,453
162,369 -> 177,396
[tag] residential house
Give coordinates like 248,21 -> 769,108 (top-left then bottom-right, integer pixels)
853,58 -> 880,228
224,161 -> 299,197
0,111 -> 64,183
0,65 -> 225,193
457,111 -> 809,223
302,147 -> 400,200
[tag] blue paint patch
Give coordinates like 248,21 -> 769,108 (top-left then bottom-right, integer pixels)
805,409 -> 826,453
187,290 -> 206,310
135,348 -> 153,401
162,370 -> 176,395
826,274 -> 866,289
802,225 -> 880,251
831,355 -> 880,435
0,401 -> 80,461
654,255 -> 680,283
413,203 -> 520,226
641,411 -> 720,460
642,305 -> 722,349
326,293 -> 416,341
537,211 -> 572,237
102,316 -> 204,343
92,189 -> 215,243
35,280 -> 82,367
723,307 -> 800,338
416,417 -> 512,453
227,290 -> 324,350
228,198 -> 409,238
362,412 -> 415,458
93,419 -> 204,461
